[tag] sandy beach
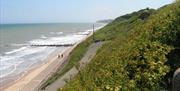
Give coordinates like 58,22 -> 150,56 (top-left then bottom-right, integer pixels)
1,29 -> 95,91
2,47 -> 70,91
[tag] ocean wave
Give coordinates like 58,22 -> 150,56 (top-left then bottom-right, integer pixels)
50,32 -> 63,35
40,35 -> 47,39
5,47 -> 27,55
0,65 -> 16,78
0,46 -> 55,78
77,31 -> 90,35
30,33 -> 86,46
57,32 -> 63,35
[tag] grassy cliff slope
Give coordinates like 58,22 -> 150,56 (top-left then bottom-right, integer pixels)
60,1 -> 180,91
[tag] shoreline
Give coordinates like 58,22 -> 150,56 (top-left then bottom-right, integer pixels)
0,47 -> 65,90
1,25 -> 105,91
1,46 -> 70,91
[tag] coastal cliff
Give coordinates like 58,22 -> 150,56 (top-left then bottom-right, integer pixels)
60,0 -> 180,90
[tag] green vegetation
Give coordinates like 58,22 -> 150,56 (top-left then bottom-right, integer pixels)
60,1 -> 180,91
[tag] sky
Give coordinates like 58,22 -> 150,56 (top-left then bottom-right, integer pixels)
0,0 -> 174,24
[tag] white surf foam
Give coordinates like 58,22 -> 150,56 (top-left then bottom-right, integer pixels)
5,47 -> 27,55
77,31 -> 90,35
0,64 -> 16,78
57,32 -> 63,35
29,33 -> 86,46
40,35 -> 47,39
0,46 -> 53,78
11,43 -> 28,46
50,32 -> 63,35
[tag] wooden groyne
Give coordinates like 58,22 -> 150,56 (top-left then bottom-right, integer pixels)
30,43 -> 74,47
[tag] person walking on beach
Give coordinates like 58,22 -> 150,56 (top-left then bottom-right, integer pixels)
58,55 -> 60,58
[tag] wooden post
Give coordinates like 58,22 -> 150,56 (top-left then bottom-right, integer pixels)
93,24 -> 95,42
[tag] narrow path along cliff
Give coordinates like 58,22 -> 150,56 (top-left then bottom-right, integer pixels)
43,42 -> 104,91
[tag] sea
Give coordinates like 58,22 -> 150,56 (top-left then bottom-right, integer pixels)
0,23 -> 104,87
